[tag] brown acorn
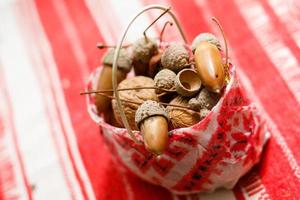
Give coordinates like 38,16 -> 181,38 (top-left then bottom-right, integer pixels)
148,52 -> 162,78
112,76 -> 158,130
132,37 -> 158,76
194,41 -> 225,93
95,48 -> 132,114
135,100 -> 169,155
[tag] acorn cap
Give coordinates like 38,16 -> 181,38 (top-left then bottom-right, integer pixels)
161,43 -> 189,73
195,88 -> 220,110
132,37 -> 158,64
102,48 -> 132,73
175,69 -> 201,97
154,69 -> 176,94
191,33 -> 221,52
135,100 -> 168,129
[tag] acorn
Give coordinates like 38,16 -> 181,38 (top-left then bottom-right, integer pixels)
191,33 -> 221,52
95,48 -> 132,114
188,88 -> 220,111
135,100 -> 169,155
161,43 -> 189,73
154,69 -> 176,94
132,37 -> 158,76
175,69 -> 201,97
112,76 -> 158,130
194,41 -> 225,93
167,96 -> 200,129
148,52 -> 162,78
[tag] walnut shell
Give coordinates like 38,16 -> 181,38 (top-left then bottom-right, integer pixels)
167,96 -> 200,129
154,69 -> 176,94
191,33 -> 221,52
161,43 -> 189,73
112,76 -> 158,130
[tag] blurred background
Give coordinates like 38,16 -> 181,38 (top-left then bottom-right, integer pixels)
0,0 -> 300,199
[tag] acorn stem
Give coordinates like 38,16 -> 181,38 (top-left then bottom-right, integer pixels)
80,86 -> 176,95
96,43 -> 131,49
159,21 -> 173,45
143,7 -> 171,39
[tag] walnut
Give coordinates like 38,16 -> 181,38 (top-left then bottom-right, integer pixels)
112,76 -> 158,130
167,96 -> 200,129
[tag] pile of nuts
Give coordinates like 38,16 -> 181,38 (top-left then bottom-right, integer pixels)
87,20 -> 229,155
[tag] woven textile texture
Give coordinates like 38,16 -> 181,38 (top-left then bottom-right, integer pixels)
0,0 -> 299,199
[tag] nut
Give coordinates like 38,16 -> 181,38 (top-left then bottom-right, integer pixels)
132,37 -> 158,76
191,33 -> 221,52
112,76 -> 158,130
95,48 -> 132,114
148,52 -> 162,78
188,88 -> 220,110
95,65 -> 127,114
102,48 -> 132,73
167,96 -> 200,129
175,69 -> 201,97
103,104 -> 123,128
135,100 -> 169,155
161,43 -> 189,73
154,69 -> 176,94
194,41 -> 225,93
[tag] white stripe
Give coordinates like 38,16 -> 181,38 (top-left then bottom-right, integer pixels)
235,0 -> 300,103
27,0 -> 97,199
0,4 -> 72,200
0,82 -> 29,200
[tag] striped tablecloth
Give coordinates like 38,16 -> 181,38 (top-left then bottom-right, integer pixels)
0,0 -> 299,199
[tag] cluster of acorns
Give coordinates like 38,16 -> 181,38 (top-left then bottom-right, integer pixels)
91,32 -> 228,155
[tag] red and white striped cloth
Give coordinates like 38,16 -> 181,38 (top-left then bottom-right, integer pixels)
0,0 -> 299,199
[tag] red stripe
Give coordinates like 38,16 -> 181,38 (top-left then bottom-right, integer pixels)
233,186 -> 245,200
260,0 -> 300,64
169,0 -> 300,198
0,65 -> 33,200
